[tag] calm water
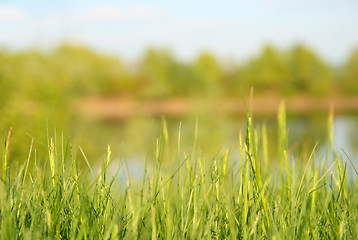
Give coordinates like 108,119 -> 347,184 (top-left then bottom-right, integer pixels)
73,113 -> 358,180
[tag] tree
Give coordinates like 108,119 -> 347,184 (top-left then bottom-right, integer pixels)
193,52 -> 222,95
237,45 -> 289,93
53,44 -> 134,96
287,45 -> 332,95
342,48 -> 358,94
139,48 -> 176,98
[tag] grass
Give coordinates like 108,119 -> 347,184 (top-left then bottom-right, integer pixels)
1,103 -> 358,239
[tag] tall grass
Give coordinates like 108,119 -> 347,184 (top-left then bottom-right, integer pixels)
1,104 -> 358,239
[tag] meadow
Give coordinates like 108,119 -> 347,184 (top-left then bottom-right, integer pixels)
1,100 -> 358,239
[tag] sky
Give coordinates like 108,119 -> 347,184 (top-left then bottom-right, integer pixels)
1,0 -> 358,64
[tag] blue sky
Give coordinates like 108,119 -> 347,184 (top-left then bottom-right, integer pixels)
1,0 -> 358,64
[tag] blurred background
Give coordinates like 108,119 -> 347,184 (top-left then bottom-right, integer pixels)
1,0 -> 358,168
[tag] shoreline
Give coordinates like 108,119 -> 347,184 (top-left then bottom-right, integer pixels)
76,95 -> 358,120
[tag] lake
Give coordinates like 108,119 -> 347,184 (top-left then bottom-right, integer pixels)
71,111 -> 358,181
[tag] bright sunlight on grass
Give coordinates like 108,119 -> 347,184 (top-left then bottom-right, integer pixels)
1,102 -> 358,239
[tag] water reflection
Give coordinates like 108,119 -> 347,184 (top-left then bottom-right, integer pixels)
74,113 -> 358,165
333,116 -> 358,155
79,113 -> 358,183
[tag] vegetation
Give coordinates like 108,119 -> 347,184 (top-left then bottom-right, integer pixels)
1,103 -> 358,239
1,44 -> 357,101
342,48 -> 358,94
1,42 -> 357,168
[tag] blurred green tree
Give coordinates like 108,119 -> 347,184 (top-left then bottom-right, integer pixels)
193,52 -> 223,95
286,45 -> 333,95
139,48 -> 201,98
341,48 -> 358,94
53,45 -> 134,96
236,45 -> 289,94
139,48 -> 175,98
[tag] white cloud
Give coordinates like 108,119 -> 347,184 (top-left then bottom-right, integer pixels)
79,5 -> 165,21
0,6 -> 25,20
189,18 -> 230,31
34,5 -> 165,30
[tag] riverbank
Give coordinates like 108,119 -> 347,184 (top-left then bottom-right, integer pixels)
76,95 -> 358,120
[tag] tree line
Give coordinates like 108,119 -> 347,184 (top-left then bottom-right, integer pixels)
1,44 -> 358,102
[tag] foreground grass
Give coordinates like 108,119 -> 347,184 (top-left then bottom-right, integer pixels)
1,103 -> 358,239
